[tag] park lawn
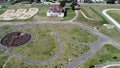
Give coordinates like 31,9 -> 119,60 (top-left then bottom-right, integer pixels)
99,26 -> 120,42
59,26 -> 98,43
4,56 -> 37,68
4,38 -> 89,68
61,9 -> 75,21
0,23 -> 97,61
76,4 -> 120,42
76,4 -> 104,27
0,50 -> 9,68
77,44 -> 120,68
11,25 -> 59,61
0,25 -> 12,38
39,38 -> 89,68
108,66 -> 120,68
0,56 -> 9,68
80,5 -> 103,21
107,10 -> 120,23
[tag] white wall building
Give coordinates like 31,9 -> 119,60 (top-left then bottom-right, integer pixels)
47,5 -> 65,17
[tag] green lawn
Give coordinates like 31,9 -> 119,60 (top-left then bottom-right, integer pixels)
99,26 -> 120,42
39,38 -> 89,68
77,44 -> 120,68
108,66 -> 120,68
59,26 -> 97,43
61,10 -> 75,21
4,38 -> 89,68
107,10 -> 120,23
0,50 -> 9,68
0,56 -> 9,68
0,23 -> 97,61
76,4 -> 120,42
4,56 -> 37,68
11,25 -> 58,61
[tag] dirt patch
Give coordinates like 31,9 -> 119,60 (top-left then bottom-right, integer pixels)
1,32 -> 31,47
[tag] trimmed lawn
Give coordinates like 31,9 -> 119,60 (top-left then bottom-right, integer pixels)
59,26 -> 98,43
11,25 -> 58,61
4,38 -> 89,68
39,38 -> 89,68
4,56 -> 37,68
99,26 -> 120,42
77,44 -> 120,68
108,66 -> 120,68
0,24 -> 97,61
0,50 -> 9,68
61,9 -> 75,21
76,4 -> 120,42
107,10 -> 120,23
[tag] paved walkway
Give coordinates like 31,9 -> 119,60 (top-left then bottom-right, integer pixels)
102,9 -> 120,29
95,62 -> 120,68
80,10 -> 94,20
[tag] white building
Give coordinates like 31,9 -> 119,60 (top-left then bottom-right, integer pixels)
47,5 -> 65,17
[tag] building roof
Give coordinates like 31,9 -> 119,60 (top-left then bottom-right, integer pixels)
49,5 -> 64,12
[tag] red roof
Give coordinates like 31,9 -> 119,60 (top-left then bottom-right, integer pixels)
49,5 -> 64,12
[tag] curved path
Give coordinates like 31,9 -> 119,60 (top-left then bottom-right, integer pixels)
95,62 -> 120,68
102,9 -> 120,29
80,10 -> 94,20
0,31 -> 63,65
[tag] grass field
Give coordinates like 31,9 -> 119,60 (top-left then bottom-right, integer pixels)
99,26 -> 120,42
11,25 -> 58,61
76,4 -> 120,42
77,44 -> 120,68
107,10 -> 120,23
5,38 -> 89,68
0,50 -> 9,68
59,26 -> 97,43
0,24 -> 97,62
4,56 -> 37,68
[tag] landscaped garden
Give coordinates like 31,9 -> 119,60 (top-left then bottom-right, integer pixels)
0,23 -> 97,67
77,44 -> 120,68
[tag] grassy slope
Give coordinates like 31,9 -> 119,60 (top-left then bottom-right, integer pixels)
0,50 -> 9,68
107,10 -> 120,23
76,4 -> 120,42
77,44 -> 120,68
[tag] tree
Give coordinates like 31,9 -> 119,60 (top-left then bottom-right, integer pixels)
106,0 -> 115,4
70,2 -> 78,10
60,0 -> 67,7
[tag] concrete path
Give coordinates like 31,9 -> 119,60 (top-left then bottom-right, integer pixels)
95,62 -> 120,68
102,9 -> 120,29
80,10 -> 94,20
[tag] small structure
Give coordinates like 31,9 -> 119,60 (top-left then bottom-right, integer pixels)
46,5 -> 65,17
1,32 -> 31,47
103,24 -> 115,29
